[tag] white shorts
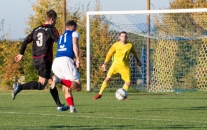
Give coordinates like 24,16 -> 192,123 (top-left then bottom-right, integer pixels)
52,57 -> 80,81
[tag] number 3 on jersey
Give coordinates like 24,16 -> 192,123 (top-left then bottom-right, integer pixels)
36,32 -> 43,47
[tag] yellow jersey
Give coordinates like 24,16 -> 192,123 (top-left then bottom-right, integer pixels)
105,41 -> 137,67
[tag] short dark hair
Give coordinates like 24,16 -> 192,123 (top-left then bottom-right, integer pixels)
66,20 -> 77,27
45,9 -> 57,21
119,31 -> 127,36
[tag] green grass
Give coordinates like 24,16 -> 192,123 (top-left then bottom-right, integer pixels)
0,90 -> 207,130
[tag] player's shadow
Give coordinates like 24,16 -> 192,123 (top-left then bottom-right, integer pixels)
135,106 -> 207,112
34,105 -> 53,108
183,106 -> 207,110
48,125 -> 135,129
0,106 -> 13,110
155,125 -> 207,129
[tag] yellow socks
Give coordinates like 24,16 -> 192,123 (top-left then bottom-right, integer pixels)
99,81 -> 108,95
123,84 -> 129,91
99,81 -> 129,95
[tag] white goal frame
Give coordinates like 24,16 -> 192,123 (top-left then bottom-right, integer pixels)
86,8 -> 207,91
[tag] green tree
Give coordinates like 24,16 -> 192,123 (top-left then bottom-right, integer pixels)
0,41 -> 22,88
0,19 -> 4,40
0,20 -> 23,89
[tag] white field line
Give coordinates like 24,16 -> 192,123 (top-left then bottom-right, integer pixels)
1,111 -> 207,124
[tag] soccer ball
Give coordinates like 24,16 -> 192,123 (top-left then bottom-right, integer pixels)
115,88 -> 128,100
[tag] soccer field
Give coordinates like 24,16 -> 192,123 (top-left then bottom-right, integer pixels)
0,90 -> 207,129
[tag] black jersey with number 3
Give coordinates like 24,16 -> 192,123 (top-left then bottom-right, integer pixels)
20,24 -> 59,62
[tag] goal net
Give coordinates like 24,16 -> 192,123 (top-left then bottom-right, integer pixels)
86,8 -> 207,92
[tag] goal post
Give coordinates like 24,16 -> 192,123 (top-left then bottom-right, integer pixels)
86,8 -> 207,92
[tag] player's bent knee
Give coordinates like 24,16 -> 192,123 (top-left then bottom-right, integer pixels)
74,85 -> 82,91
71,82 -> 82,91
104,77 -> 111,82
125,82 -> 130,86
38,82 -> 45,90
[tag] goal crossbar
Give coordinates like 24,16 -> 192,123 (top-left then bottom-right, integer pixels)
87,8 -> 207,15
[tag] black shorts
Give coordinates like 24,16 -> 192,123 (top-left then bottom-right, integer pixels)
33,57 -> 52,79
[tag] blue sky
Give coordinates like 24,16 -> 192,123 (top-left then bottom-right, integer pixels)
0,0 -> 170,40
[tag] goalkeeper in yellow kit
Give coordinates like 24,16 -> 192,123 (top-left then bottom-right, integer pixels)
93,31 -> 142,100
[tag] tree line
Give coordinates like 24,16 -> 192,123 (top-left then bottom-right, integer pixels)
1,0 -> 206,90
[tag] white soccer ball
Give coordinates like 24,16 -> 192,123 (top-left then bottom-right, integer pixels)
115,88 -> 128,100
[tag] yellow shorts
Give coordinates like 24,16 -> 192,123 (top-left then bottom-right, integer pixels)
107,64 -> 131,82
